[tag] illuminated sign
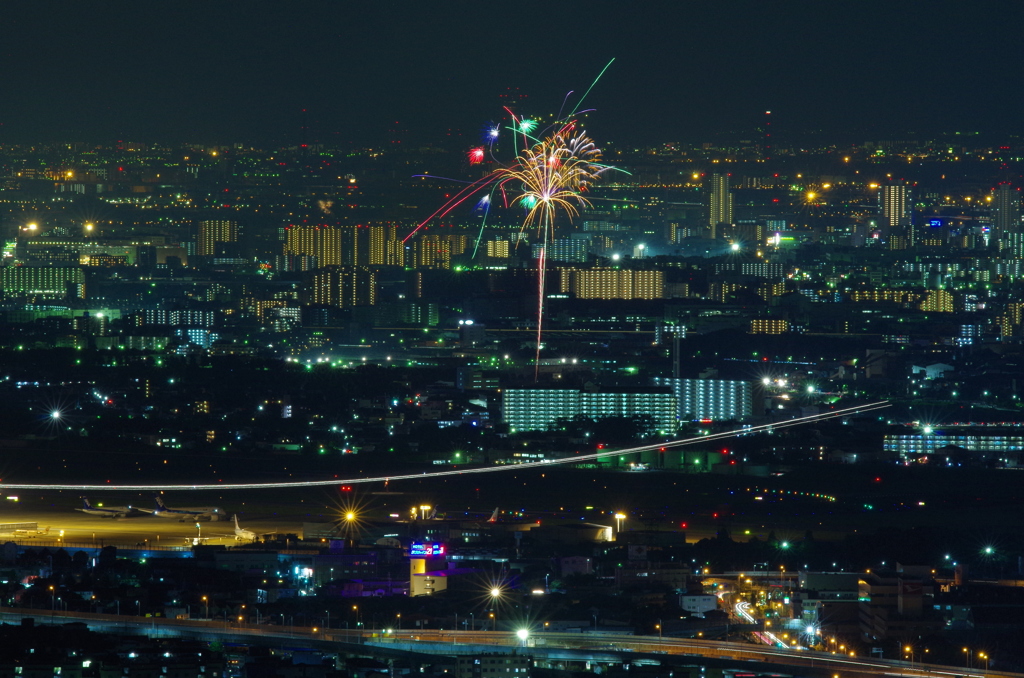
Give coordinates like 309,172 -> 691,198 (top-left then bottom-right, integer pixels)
929,219 -> 943,228
410,542 -> 446,557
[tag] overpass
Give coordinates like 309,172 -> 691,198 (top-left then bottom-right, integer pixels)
0,609 -> 1014,678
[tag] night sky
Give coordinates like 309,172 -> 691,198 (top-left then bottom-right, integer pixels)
3,1 -> 1023,145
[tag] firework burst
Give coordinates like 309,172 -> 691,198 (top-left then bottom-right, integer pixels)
492,125 -> 609,376
405,62 -> 622,378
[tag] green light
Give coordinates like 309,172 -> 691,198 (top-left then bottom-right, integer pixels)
519,119 -> 537,134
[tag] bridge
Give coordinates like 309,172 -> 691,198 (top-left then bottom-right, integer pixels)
0,609 -> 1015,678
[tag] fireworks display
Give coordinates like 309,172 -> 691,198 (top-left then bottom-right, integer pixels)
404,62 -> 621,379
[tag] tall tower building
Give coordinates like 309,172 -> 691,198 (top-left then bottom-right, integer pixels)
708,174 -> 733,239
880,184 -> 911,228
880,183 -> 913,246
993,183 -> 1021,240
197,220 -> 238,256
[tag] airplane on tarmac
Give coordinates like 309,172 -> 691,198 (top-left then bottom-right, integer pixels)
76,497 -> 138,518
140,495 -> 226,522
232,515 -> 275,543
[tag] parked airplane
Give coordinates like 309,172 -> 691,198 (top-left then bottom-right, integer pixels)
232,515 -> 275,543
76,497 -> 137,518
0,526 -> 51,538
141,495 -> 226,522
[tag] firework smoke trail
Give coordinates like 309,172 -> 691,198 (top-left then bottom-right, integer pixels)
534,231 -> 547,380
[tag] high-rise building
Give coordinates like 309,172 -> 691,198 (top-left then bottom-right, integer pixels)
708,174 -> 733,238
1,266 -> 85,299
652,377 -> 752,422
308,266 -> 376,308
534,239 -> 588,263
564,268 -> 664,300
284,224 -> 343,267
368,225 -> 404,266
413,234 -> 467,269
502,388 -> 677,433
918,289 -> 954,313
993,183 -> 1021,241
485,240 -> 510,258
880,184 -> 911,230
197,220 -> 238,256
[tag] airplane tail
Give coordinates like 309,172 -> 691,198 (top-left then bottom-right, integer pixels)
488,507 -> 499,523
426,507 -> 437,520
82,497 -> 93,509
154,495 -> 167,509
234,514 -> 241,529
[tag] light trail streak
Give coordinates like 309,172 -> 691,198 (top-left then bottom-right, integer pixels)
0,402 -> 888,492
735,601 -> 788,648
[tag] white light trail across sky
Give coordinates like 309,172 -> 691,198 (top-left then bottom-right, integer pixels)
0,402 -> 888,491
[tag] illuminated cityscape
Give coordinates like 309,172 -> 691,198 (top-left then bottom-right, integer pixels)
2,2 -> 1024,678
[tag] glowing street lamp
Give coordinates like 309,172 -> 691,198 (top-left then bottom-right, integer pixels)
614,513 -> 626,533
516,628 -> 529,646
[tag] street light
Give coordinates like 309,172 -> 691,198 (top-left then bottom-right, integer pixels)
963,647 -> 972,669
614,513 -> 626,534
202,596 -> 209,619
979,652 -> 989,672
516,629 -> 529,647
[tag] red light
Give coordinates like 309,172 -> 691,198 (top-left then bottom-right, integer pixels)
712,513 -> 718,518
340,485 -> 352,492
874,477 -> 881,483
659,447 -> 666,452
597,444 -> 605,449
680,522 -> 688,529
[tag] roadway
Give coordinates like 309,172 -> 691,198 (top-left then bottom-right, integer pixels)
1,608 -> 1015,678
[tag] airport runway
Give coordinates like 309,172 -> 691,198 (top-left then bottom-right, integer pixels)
0,488 -> 375,548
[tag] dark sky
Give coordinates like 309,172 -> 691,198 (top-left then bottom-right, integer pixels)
2,0 -> 1022,146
